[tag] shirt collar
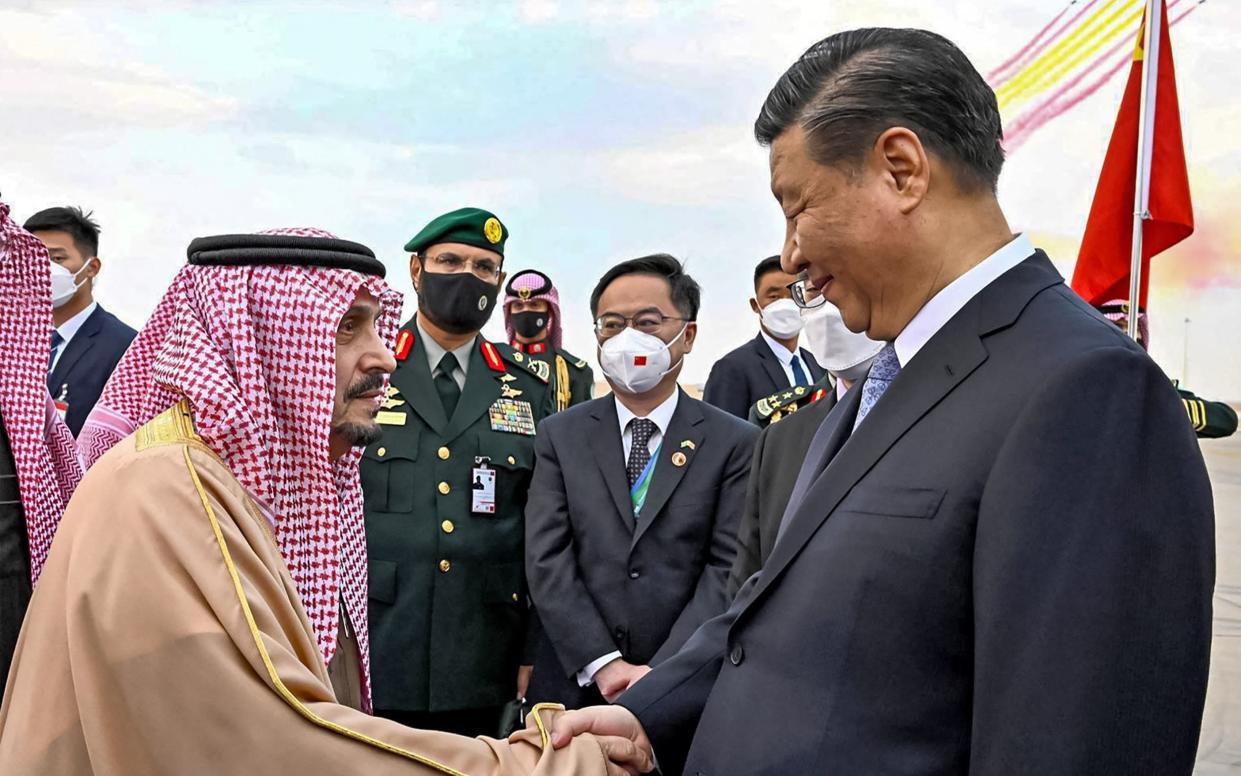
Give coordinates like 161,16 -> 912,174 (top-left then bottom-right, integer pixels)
416,316 -> 475,375
56,301 -> 97,344
615,389 -> 680,439
893,234 -> 1033,367
759,329 -> 796,365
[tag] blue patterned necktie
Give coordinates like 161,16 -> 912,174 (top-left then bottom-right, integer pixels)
853,343 -> 900,430
790,354 -> 809,387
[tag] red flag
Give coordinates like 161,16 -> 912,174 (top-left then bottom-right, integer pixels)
1070,0 -> 1193,307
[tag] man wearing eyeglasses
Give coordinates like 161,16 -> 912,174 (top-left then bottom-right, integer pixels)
360,207 -> 556,738
523,253 -> 757,712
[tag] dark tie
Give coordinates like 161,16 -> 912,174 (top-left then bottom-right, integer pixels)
853,343 -> 900,430
434,352 -> 461,417
790,354 -> 809,387
626,418 -> 656,487
48,330 -> 64,373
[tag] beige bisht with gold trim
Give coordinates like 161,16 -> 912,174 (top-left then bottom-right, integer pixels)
0,405 -> 609,775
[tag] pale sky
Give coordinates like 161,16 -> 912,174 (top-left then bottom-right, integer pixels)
2,0 -> 1238,396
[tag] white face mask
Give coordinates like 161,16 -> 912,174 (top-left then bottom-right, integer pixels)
800,302 -> 884,382
49,261 -> 90,309
759,298 -> 805,339
598,324 -> 687,395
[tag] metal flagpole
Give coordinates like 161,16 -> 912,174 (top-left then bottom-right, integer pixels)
1126,0 -> 1162,342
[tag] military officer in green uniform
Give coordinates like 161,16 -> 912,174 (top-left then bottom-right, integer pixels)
360,207 -> 553,737
503,269 -> 594,411
1098,300 -> 1237,439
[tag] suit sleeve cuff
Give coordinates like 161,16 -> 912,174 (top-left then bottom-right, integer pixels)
576,651 -> 622,687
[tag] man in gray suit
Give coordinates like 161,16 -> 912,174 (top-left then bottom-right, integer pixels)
545,28 -> 1215,776
524,254 -> 756,710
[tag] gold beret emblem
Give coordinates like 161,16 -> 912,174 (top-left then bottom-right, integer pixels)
518,287 -> 532,300
484,217 -> 503,245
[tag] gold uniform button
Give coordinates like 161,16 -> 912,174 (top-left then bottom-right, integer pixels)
511,593 -> 520,602
441,520 -> 455,534
507,455 -> 516,465
438,447 -> 450,460
377,447 -> 387,457
437,482 -> 450,495
439,559 -> 451,573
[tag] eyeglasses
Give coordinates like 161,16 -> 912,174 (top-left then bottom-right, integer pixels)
423,252 -> 501,282
594,310 -> 689,338
786,274 -> 826,309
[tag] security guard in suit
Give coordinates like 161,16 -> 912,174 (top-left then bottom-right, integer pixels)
360,208 -> 554,738
503,269 -> 594,411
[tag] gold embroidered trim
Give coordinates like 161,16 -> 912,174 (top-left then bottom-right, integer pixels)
135,400 -> 222,464
183,446 -> 470,775
555,355 -> 571,412
527,702 -> 565,750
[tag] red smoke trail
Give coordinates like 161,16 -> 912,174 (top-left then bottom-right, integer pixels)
987,1 -> 1078,83
989,0 -> 1101,87
1003,0 -> 1199,151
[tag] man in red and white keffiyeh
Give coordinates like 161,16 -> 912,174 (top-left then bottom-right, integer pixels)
2,230 -> 637,773
77,227 -> 401,709
0,200 -> 84,676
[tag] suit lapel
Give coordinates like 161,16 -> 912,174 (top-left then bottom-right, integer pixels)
753,334 -> 790,392
588,399 -> 636,532
741,252 -> 1064,616
442,339 -> 501,444
631,392 -> 705,549
48,306 -> 103,393
390,321 -> 448,433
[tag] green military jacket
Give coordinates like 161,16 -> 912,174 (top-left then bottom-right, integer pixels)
509,341 -> 594,411
1177,385 -> 1238,439
748,374 -> 835,428
361,318 -> 554,713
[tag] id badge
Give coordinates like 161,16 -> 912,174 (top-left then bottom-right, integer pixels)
472,458 -> 497,515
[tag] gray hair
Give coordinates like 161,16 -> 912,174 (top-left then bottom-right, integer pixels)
755,28 -> 1004,193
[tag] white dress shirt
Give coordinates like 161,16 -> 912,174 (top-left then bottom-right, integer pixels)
48,301 -> 97,373
416,317 -> 474,389
760,330 -> 808,387
575,389 -> 681,687
893,234 -> 1034,368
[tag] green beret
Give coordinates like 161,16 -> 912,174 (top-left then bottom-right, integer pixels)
403,207 -> 509,256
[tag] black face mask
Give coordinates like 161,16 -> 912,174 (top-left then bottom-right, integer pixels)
417,270 -> 500,335
511,310 -> 549,339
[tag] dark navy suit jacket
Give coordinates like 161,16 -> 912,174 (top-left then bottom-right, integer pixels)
47,305 -> 136,436
524,391 -> 756,709
701,333 -> 824,420
619,254 -> 1215,776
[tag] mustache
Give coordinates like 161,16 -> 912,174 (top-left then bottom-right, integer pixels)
345,373 -> 385,401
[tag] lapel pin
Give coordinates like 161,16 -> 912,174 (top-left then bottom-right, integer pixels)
671,452 -> 687,467
680,440 -> 696,450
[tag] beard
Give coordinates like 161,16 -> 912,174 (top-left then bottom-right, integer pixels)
333,372 -> 386,450
334,420 -> 383,449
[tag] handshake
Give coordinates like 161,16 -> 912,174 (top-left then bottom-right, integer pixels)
525,703 -> 657,776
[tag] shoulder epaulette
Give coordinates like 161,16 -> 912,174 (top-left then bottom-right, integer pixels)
557,349 -> 590,371
493,341 -> 550,383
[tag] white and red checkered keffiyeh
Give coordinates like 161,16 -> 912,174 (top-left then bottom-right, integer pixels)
78,228 -> 400,707
0,201 -> 84,585
504,270 -> 563,350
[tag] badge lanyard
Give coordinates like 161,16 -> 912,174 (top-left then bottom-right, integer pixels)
629,442 -> 660,518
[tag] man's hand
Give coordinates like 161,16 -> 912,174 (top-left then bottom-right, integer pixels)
517,664 -> 532,699
594,659 -> 651,703
549,705 -> 654,774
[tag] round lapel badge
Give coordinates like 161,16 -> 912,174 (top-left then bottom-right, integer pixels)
484,217 -> 503,244
671,452 -> 687,467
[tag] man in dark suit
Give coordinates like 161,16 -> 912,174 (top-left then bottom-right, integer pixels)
732,300 -> 884,594
24,206 -> 136,436
701,256 -> 824,419
525,254 -> 756,710
547,28 -> 1215,776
